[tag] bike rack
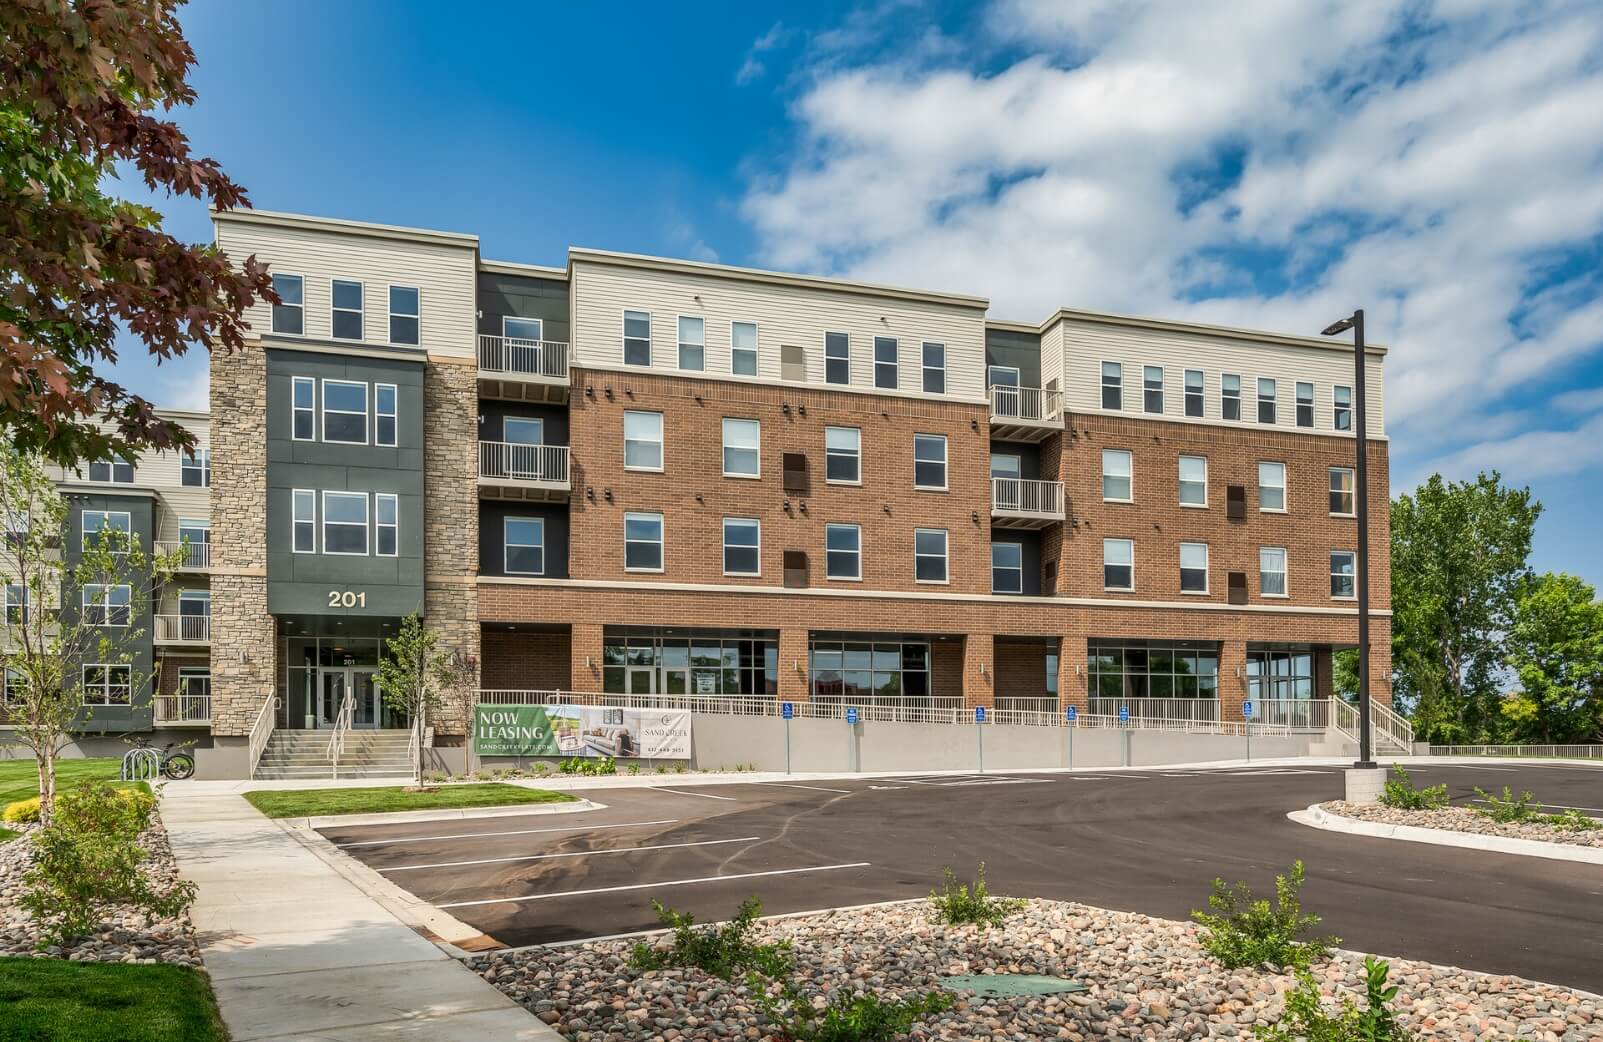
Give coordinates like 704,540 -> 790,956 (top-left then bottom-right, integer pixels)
121,747 -> 162,783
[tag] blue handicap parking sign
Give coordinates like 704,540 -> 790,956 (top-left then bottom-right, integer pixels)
1118,705 -> 1130,723
846,707 -> 860,725
1242,700 -> 1254,719
1065,705 -> 1077,721
975,706 -> 986,723
781,702 -> 794,720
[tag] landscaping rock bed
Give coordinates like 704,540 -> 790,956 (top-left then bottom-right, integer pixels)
474,900 -> 1600,1041
1323,800 -> 1603,848
0,815 -> 203,967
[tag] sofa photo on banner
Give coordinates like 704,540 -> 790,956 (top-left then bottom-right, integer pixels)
582,724 -> 635,757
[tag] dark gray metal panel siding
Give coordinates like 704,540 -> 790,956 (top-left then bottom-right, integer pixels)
990,527 -> 1043,597
989,439 -> 1043,480
478,272 -> 571,344
985,328 -> 1043,387
477,400 -> 569,445
64,491 -> 156,732
479,502 -> 569,579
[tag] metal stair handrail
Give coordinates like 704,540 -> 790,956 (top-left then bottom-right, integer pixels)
326,689 -> 355,780
247,697 -> 275,779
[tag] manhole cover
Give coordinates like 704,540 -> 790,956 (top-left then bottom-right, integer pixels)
940,974 -> 1088,997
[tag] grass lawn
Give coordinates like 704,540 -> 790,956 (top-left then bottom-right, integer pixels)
242,782 -> 577,819
0,958 -> 228,1042
0,826 -> 20,843
0,758 -> 147,808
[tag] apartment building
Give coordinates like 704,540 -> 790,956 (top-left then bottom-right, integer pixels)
40,209 -> 1391,777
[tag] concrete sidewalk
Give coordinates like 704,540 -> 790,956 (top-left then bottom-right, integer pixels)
161,788 -> 558,1041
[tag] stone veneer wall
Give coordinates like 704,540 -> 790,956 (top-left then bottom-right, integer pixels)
423,358 -> 481,736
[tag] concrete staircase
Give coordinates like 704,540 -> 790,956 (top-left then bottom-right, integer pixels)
253,729 -> 414,780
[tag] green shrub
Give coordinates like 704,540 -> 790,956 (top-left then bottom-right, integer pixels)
1255,956 -> 1415,1042
627,763 -> 641,776
1473,786 -> 1540,823
757,981 -> 952,1042
929,863 -> 1025,927
4,797 -> 41,824
1192,860 -> 1334,970
656,765 -> 670,775
629,896 -> 791,979
1543,807 -> 1600,832
533,762 -> 551,777
1378,765 -> 1449,811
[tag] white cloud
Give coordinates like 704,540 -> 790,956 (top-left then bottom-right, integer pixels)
1553,386 -> 1603,414
736,22 -> 790,86
1434,411 -> 1603,482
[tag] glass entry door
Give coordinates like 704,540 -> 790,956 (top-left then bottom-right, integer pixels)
626,666 -> 655,695
317,667 -> 383,728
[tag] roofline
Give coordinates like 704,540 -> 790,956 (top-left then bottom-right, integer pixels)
1041,307 -> 1388,356
211,208 -> 479,249
479,258 -> 568,280
984,319 -> 1041,335
156,409 -> 210,423
568,247 -> 990,310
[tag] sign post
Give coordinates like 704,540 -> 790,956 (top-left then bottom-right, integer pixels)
1065,704 -> 1077,769
1119,704 -> 1130,767
975,705 -> 986,773
781,702 -> 794,775
1242,700 -> 1254,764
846,706 -> 860,773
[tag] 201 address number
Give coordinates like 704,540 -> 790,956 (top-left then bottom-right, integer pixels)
327,590 -> 367,608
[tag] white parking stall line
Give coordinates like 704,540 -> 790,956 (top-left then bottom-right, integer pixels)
382,836 -> 763,873
437,862 -> 874,909
1434,765 -> 1519,772
761,782 -> 854,794
651,787 -> 738,801
333,819 -> 680,848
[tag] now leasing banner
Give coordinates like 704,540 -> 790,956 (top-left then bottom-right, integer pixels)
473,704 -> 692,760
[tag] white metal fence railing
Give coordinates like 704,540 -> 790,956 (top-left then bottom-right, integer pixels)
153,614 -> 210,643
478,441 -> 570,484
1089,697 -> 1222,723
1332,699 -> 1414,754
477,335 -> 569,379
1250,699 -> 1332,732
989,385 -> 1063,424
992,477 -> 1065,516
247,697 -> 275,778
1371,699 -> 1416,749
154,540 -> 210,570
994,696 -> 1062,714
153,693 -> 210,724
1429,744 -> 1603,760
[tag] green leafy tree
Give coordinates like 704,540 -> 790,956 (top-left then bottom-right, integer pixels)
377,615 -> 471,787
1390,473 -> 1541,743
1501,572 -> 1603,744
0,0 -> 273,465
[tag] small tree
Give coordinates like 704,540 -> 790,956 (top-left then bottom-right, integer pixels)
378,614 -> 471,787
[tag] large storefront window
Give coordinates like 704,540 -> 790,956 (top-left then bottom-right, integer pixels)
1247,647 -> 1315,701
602,628 -> 778,696
1088,639 -> 1220,699
809,639 -> 931,701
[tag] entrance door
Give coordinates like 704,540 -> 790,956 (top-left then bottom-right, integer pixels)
625,666 -> 655,695
318,668 -> 384,728
319,669 -> 346,728
351,669 -> 380,729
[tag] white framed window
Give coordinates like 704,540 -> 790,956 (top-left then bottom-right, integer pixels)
87,456 -> 135,483
82,584 -> 131,626
504,316 -> 543,342
292,376 -> 316,440
178,518 -> 209,569
1334,385 -> 1352,431
1257,377 -> 1277,424
1103,538 -> 1134,591
913,433 -> 947,490
1329,467 -> 1355,516
988,365 -> 1021,388
504,417 -> 543,446
991,542 -> 1023,594
1101,449 -> 1132,502
81,510 -> 131,552
624,512 -> 664,572
81,664 -> 132,706
990,452 -> 1022,479
181,448 -> 210,487
825,426 -> 860,484
722,418 -> 760,478
874,337 -> 898,389
271,273 -> 304,335
1260,547 -> 1288,597
1296,381 -> 1315,428
322,491 -> 368,556
623,309 -> 652,366
375,493 -> 398,557
1258,461 -> 1287,512
4,583 -> 27,625
322,380 -> 368,445
1143,365 -> 1164,413
824,332 -> 850,385
375,384 -> 398,447
1101,361 -> 1122,409
623,411 -> 663,471
291,489 -> 315,553
388,285 -> 420,345
678,315 -> 705,371
504,517 -> 545,575
3,668 -> 24,704
825,523 -> 861,580
722,518 -> 760,576
1184,369 -> 1204,417
1330,551 -> 1357,599
1179,542 -> 1209,594
731,321 -> 758,376
913,527 -> 948,584
922,342 -> 946,394
332,279 -> 363,340
1222,373 -> 1242,420
1178,455 -> 1207,507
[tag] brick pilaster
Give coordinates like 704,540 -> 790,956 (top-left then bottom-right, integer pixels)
779,628 -> 810,701
963,632 -> 994,709
423,358 -> 481,735
571,622 -> 604,692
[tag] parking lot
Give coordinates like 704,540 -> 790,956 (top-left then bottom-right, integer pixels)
321,762 -> 1603,991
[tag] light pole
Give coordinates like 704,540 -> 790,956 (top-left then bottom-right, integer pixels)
1321,310 -> 1377,773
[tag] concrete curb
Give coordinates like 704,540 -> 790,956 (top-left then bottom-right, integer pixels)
287,796 -> 602,830
1290,803 -> 1603,866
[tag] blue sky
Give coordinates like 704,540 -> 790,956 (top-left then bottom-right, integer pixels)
116,0 -> 1603,586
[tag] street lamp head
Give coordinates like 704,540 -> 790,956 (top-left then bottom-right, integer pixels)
1322,316 -> 1356,336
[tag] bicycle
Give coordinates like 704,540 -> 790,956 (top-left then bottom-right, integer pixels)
129,737 -> 196,780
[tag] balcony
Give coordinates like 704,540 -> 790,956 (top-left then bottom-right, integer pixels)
989,385 -> 1063,442
991,477 -> 1065,529
153,693 -> 210,727
154,614 -> 210,645
478,441 -> 571,502
477,334 -> 570,403
154,540 -> 210,572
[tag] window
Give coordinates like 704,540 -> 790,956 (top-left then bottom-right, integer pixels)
1257,377 -> 1277,423
825,426 -> 860,483
922,342 -> 946,394
1089,639 -> 1219,700
388,285 -> 420,345
604,629 -> 779,697
781,343 -> 807,382
181,448 -> 210,487
913,433 -> 947,489
991,542 -> 1023,594
1296,381 -> 1314,428
82,584 -> 131,626
1258,462 -> 1287,511
824,332 -> 850,385
87,456 -> 135,483
1101,362 -> 1122,409
177,518 -> 209,569
4,668 -> 24,704
1102,449 -> 1132,501
1179,543 -> 1209,593
1334,385 -> 1352,431
1331,551 -> 1357,599
1222,373 -> 1241,420
1184,369 -> 1204,417
1247,649 -> 1314,702
1329,467 -> 1355,515
810,638 -> 929,700
1260,547 -> 1288,597
322,380 -> 368,444
825,523 -> 861,580
1045,651 -> 1059,695
731,321 -> 758,376
375,493 -> 398,557
505,517 -> 545,575
4,583 -> 27,624
990,453 -> 1022,480
722,418 -> 760,478
81,664 -> 131,706
271,273 -> 303,335
1103,538 -> 1134,590
989,365 -> 1021,388
874,337 -> 898,389
322,491 -> 368,555
375,384 -> 397,447
177,666 -> 210,705
913,528 -> 948,583
504,417 -> 543,446
1178,455 -> 1207,506
623,411 -> 664,471
81,511 -> 131,552
505,316 -> 543,342
678,315 -> 705,371
624,512 -> 664,572
292,376 -> 315,440
292,489 -> 315,553
1144,365 -> 1164,413
722,518 -> 760,576
332,279 -> 363,340
623,310 -> 651,366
